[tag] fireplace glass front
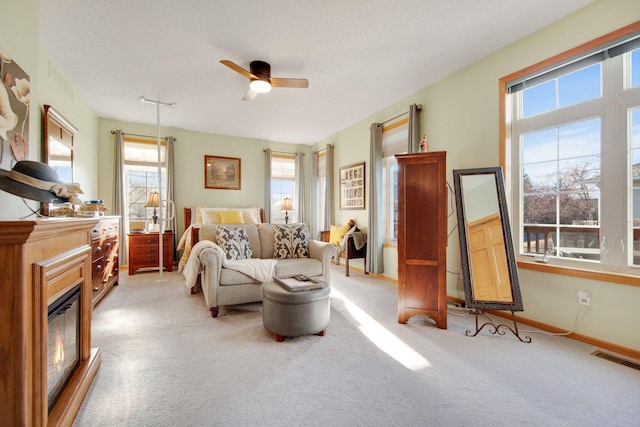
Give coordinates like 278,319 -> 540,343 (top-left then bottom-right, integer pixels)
47,285 -> 81,412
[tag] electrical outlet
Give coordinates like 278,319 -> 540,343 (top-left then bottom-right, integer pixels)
577,290 -> 591,306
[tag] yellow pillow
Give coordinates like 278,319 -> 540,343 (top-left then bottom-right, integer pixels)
202,208 -> 228,224
329,224 -> 350,245
219,210 -> 244,224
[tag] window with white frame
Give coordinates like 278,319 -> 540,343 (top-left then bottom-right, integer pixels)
382,119 -> 409,243
124,138 -> 167,229
271,154 -> 296,224
507,32 -> 640,273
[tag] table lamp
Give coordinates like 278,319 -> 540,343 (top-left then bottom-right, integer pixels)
144,191 -> 160,232
280,197 -> 293,224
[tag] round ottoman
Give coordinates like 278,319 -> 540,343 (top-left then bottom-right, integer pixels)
262,281 -> 331,342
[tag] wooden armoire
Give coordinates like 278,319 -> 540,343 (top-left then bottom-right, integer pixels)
396,151 -> 447,329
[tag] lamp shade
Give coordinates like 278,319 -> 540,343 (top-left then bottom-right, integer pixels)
280,197 -> 293,211
144,192 -> 160,208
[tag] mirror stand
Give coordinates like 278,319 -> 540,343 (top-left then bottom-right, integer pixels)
453,167 -> 531,342
466,309 -> 532,343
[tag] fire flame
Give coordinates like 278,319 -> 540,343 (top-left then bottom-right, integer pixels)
54,330 -> 64,372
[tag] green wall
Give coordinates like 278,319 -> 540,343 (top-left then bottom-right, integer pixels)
0,0 -> 39,218
0,0 -> 98,219
1,0 -> 638,351
97,118 -> 312,234
318,0 -> 640,351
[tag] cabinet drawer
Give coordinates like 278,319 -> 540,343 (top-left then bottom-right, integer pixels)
128,232 -> 174,275
130,234 -> 161,246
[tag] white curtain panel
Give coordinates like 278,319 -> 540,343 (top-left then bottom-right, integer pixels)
295,152 -> 305,224
263,149 -> 272,223
368,123 -> 383,274
112,130 -> 128,265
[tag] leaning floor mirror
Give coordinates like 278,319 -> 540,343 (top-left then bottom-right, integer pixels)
453,167 -> 530,342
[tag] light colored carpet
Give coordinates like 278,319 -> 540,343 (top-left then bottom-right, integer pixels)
73,265 -> 640,427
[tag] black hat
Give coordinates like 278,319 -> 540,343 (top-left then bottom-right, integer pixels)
0,160 -> 83,205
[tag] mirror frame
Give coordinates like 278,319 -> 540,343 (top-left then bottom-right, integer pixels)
43,105 -> 78,216
453,167 -> 523,311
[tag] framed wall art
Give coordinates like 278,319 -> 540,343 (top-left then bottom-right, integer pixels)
0,49 -> 30,170
340,162 -> 365,210
204,155 -> 241,190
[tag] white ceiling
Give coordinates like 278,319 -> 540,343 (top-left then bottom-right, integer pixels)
39,0 -> 593,145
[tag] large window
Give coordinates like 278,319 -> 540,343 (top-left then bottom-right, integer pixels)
271,154 -> 296,224
382,119 -> 408,243
124,138 -> 167,228
505,27 -> 640,276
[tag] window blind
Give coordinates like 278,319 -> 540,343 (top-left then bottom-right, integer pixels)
507,33 -> 640,93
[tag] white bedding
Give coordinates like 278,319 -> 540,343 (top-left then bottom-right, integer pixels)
178,206 -> 262,272
182,240 -> 276,289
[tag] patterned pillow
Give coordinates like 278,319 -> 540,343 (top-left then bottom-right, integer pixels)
215,226 -> 253,260
273,224 -> 309,259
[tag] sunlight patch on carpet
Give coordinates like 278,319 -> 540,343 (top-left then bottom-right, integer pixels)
331,288 -> 431,371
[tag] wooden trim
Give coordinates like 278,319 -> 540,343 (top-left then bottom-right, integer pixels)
501,20 -> 640,86
448,296 -> 640,360
370,272 -> 398,284
518,260 -> 640,287
500,20 -> 640,169
499,21 -> 640,287
382,117 -> 409,133
123,136 -> 166,145
493,310 -> 640,360
272,152 -> 295,160
48,348 -> 101,427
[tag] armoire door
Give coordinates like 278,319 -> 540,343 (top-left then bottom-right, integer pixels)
396,151 -> 447,329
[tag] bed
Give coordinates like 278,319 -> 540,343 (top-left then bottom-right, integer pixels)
177,206 -> 264,272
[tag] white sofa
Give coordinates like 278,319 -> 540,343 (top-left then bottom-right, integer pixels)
194,223 -> 333,317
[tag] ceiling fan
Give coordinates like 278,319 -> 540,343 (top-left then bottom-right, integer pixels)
220,60 -> 309,101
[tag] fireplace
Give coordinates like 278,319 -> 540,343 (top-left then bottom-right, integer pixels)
0,218 -> 102,426
47,285 -> 81,413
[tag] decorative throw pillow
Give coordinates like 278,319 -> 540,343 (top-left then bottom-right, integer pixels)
215,226 -> 252,260
196,206 -> 228,224
329,224 -> 350,245
238,207 -> 260,224
273,224 -> 310,259
219,210 -> 245,224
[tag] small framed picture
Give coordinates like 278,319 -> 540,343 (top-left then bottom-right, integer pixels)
340,162 -> 365,210
204,155 -> 241,190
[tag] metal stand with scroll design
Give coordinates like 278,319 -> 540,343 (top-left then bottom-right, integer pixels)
453,167 -> 532,343
466,309 -> 532,343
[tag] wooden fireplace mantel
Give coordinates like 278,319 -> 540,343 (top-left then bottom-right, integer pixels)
0,218 -> 102,427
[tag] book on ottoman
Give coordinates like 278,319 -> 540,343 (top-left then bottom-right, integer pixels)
274,276 -> 323,292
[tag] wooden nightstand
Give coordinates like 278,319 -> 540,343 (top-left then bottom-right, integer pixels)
128,232 -> 174,275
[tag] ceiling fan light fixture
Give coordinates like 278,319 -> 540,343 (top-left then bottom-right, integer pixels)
250,78 -> 272,93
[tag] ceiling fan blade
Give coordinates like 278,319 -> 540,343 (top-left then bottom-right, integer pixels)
220,60 -> 256,80
271,77 -> 309,89
242,88 -> 258,101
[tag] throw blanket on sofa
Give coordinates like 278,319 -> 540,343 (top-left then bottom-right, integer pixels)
183,240 -> 276,289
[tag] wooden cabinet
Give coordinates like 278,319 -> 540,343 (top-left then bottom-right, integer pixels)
128,232 -> 174,275
396,151 -> 447,329
0,218 -> 101,427
91,216 -> 120,306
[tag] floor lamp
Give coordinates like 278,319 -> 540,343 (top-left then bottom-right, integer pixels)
140,96 -> 175,281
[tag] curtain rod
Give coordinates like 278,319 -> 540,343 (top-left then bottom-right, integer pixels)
111,130 -> 169,140
263,149 -> 305,156
313,143 -> 334,155
381,104 -> 422,125
382,111 -> 409,125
